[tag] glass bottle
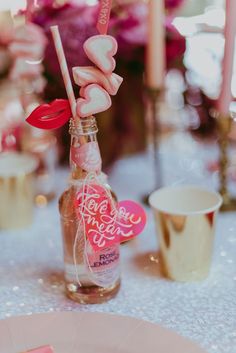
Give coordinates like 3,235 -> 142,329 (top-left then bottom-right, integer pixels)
59,116 -> 120,304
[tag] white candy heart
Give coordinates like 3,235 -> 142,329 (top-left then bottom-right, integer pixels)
73,66 -> 123,96
76,84 -> 111,118
83,35 -> 117,74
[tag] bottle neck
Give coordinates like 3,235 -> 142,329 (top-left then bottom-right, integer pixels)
69,117 -> 102,180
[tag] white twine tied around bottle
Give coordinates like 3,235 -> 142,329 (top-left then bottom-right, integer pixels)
71,171 -> 119,287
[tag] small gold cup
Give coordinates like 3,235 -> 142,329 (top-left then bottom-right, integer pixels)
0,152 -> 38,230
149,186 -> 222,281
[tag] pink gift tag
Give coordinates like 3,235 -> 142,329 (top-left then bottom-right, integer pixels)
75,184 -> 146,252
117,200 -> 147,243
96,0 -> 112,35
71,142 -> 102,172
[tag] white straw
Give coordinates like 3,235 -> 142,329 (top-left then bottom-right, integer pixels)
50,25 -> 77,119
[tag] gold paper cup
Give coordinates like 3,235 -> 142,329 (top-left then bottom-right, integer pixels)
0,152 -> 38,230
149,186 -> 222,281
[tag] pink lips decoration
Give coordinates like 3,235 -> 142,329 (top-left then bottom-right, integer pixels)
26,99 -> 71,130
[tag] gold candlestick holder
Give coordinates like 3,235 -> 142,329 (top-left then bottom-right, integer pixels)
215,112 -> 236,211
143,87 -> 163,205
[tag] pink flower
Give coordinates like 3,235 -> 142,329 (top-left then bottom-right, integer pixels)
165,19 -> 186,69
165,0 -> 185,10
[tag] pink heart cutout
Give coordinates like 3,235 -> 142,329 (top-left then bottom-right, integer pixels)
83,35 -> 117,74
75,184 -> 147,252
76,83 -> 111,118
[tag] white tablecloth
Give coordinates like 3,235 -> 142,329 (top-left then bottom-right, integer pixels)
0,132 -> 236,353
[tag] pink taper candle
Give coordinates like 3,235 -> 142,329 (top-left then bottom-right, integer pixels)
218,0 -> 236,115
146,0 -> 166,89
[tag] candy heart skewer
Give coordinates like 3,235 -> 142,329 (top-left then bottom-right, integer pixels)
74,0 -> 122,118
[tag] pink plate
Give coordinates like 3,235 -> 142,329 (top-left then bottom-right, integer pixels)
0,312 -> 208,353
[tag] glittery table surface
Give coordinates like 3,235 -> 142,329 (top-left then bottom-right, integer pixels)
0,132 -> 236,353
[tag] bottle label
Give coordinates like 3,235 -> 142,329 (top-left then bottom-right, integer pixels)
65,244 -> 120,287
85,243 -> 120,287
71,142 -> 102,172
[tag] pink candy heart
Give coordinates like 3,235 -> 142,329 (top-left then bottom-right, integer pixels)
73,66 -> 123,96
83,35 -> 117,74
76,83 -> 111,118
